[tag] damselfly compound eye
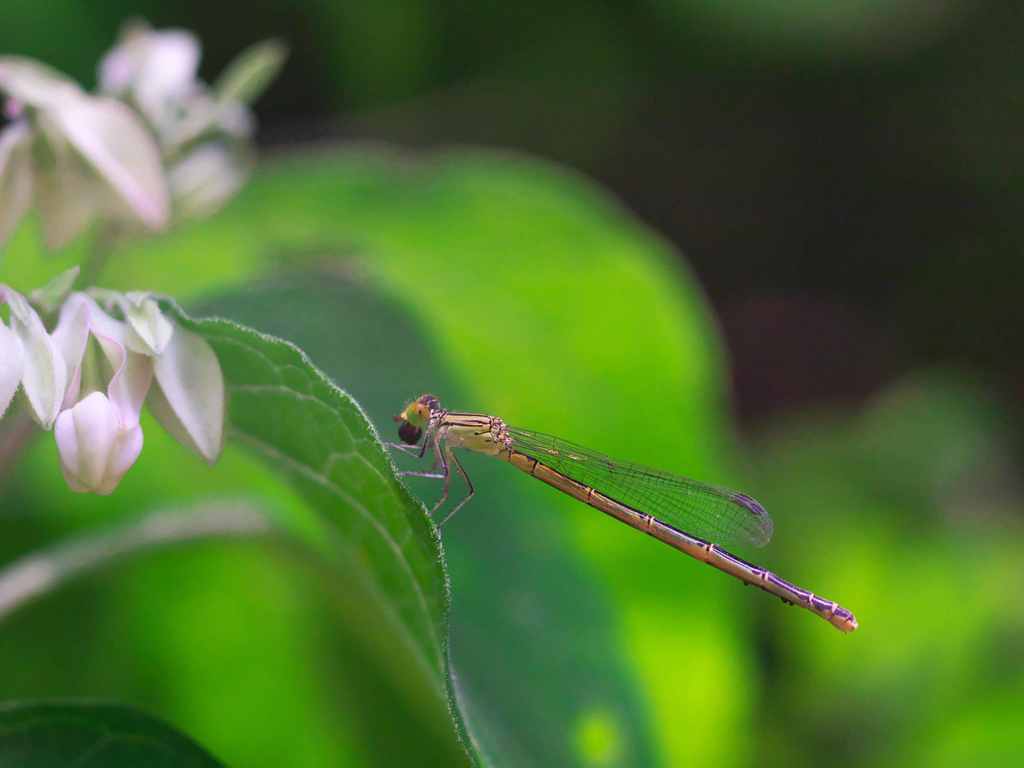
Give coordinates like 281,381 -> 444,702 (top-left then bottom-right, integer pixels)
398,420 -> 422,445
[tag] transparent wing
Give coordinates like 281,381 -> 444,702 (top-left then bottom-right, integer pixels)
507,427 -> 773,548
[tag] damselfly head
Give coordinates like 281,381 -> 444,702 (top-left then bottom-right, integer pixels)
395,394 -> 440,444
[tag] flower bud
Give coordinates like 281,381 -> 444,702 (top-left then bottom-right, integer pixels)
54,391 -> 143,495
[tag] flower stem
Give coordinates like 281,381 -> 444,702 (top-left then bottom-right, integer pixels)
0,505 -> 272,621
78,224 -> 120,287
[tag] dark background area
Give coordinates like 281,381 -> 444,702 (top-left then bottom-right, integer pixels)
4,0 -> 1021,425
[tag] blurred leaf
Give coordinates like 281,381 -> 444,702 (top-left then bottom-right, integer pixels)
214,39 -> 288,104
747,373 -> 1024,767
646,0 -> 969,60
0,701 -> 225,767
6,145 -> 749,766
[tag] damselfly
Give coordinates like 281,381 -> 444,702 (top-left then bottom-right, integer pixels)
392,394 -> 858,633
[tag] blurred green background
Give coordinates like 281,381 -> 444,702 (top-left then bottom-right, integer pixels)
2,2 -> 1023,767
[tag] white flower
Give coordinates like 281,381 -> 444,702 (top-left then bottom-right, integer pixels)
98,24 -> 201,143
53,292 -> 154,430
61,290 -> 225,465
1,24 -> 284,246
50,290 -> 225,492
98,21 -> 285,220
0,284 -> 226,495
0,56 -> 169,248
54,391 -> 143,495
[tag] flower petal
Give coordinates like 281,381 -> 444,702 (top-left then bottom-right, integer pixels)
48,95 -> 169,230
168,142 -> 249,220
0,56 -> 82,110
101,422 -> 143,494
95,332 -> 154,429
150,325 -> 223,462
1,286 -> 66,428
98,25 -> 201,137
52,292 -> 96,408
0,320 -> 24,420
53,407 -> 82,490
121,292 -> 174,356
32,121 -> 100,250
75,292 -> 130,343
0,122 -> 34,246
133,30 -> 201,124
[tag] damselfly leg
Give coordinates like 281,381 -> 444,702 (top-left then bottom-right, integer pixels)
437,449 -> 474,526
390,431 -> 474,524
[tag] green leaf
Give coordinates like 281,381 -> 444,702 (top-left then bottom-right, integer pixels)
0,701 -> 225,767
167,307 -> 471,760
194,269 -> 660,767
